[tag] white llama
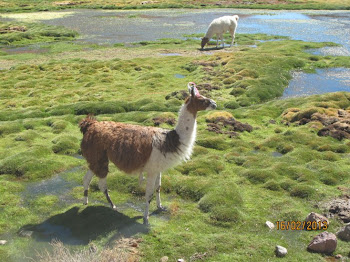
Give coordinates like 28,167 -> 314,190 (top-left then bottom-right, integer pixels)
201,15 -> 239,49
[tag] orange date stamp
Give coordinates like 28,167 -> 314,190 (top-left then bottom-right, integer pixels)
276,221 -> 328,230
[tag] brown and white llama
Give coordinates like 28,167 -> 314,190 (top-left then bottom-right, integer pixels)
79,82 -> 217,225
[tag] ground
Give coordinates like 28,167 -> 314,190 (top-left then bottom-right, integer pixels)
0,11 -> 350,262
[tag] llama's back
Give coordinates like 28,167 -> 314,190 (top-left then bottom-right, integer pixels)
81,121 -> 159,174
207,15 -> 239,35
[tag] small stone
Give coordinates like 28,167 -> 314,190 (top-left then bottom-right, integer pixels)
335,254 -> 342,259
18,230 -> 33,238
0,240 -> 7,245
337,223 -> 350,241
275,245 -> 288,257
177,259 -> 185,262
266,221 -> 275,230
160,256 -> 169,262
307,232 -> 337,254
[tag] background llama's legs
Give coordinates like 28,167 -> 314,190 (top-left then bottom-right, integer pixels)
215,33 -> 219,48
144,174 -> 157,225
155,173 -> 164,210
83,169 -> 94,205
230,28 -> 236,47
98,177 -> 117,210
138,172 -> 144,186
220,34 -> 224,48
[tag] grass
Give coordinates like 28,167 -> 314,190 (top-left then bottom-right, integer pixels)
0,20 -> 350,262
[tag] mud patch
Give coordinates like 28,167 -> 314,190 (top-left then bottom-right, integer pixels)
207,116 -> 253,137
165,90 -> 189,100
0,25 -> 26,34
324,195 -> 350,223
282,108 -> 350,140
152,116 -> 176,126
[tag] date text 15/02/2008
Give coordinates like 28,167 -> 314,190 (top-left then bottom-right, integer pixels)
276,221 -> 328,230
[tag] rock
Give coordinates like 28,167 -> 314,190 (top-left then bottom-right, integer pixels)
335,254 -> 342,259
18,230 -> 33,238
337,223 -> 350,241
266,221 -> 275,230
305,212 -> 329,227
307,232 -> 337,254
275,245 -> 287,257
0,240 -> 7,245
177,259 -> 185,262
160,256 -> 169,262
327,197 -> 350,223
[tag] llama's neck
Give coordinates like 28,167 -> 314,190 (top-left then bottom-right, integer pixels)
175,104 -> 197,146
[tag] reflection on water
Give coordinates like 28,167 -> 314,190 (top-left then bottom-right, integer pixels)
282,68 -> 350,98
1,9 -> 350,52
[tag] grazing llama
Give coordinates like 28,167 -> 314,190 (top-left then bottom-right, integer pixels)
79,82 -> 217,225
201,15 -> 239,49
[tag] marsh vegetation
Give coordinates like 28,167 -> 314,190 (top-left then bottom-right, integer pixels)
0,8 -> 350,262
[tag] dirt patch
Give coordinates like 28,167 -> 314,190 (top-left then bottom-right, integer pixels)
53,1 -> 86,6
190,0 -> 294,6
324,195 -> 350,223
165,90 -> 189,100
282,108 -> 350,140
152,116 -> 176,126
36,237 -> 142,262
0,25 -> 27,34
207,116 -> 253,137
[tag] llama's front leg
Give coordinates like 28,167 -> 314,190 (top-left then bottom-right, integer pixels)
144,174 -> 157,225
138,172 -> 144,186
220,34 -> 225,48
98,177 -> 117,210
230,29 -> 236,47
83,169 -> 94,205
155,173 -> 165,210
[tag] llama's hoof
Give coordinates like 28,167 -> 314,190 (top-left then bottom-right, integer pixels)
83,202 -> 88,205
143,217 -> 149,225
157,205 -> 167,212
112,205 -> 117,210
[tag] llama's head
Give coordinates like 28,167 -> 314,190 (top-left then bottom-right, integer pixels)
201,37 -> 209,49
185,82 -> 216,116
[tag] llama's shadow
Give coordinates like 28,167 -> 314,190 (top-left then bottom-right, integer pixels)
19,206 -> 149,245
199,46 -> 225,51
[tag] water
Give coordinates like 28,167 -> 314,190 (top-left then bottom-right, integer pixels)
1,9 -> 350,52
22,166 -> 81,205
282,68 -> 350,98
174,73 -> 185,78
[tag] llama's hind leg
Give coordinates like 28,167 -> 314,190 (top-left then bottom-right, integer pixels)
98,177 -> 117,210
83,169 -> 94,205
144,174 -> 157,225
155,173 -> 165,211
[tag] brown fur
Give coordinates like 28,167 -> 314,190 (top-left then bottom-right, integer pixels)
81,121 -> 161,177
185,93 -> 213,117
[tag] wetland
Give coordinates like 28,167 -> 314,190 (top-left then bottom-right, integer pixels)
0,6 -> 350,262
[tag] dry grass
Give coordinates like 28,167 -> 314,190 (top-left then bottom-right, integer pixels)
35,238 -> 141,262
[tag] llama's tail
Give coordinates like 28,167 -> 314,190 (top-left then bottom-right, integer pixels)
79,114 -> 96,134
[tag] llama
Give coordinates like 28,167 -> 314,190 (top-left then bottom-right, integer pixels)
79,82 -> 217,225
201,15 -> 239,50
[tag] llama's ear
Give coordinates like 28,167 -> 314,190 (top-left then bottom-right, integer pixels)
187,82 -> 199,97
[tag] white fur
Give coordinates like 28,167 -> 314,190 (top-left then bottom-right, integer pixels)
204,15 -> 239,48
